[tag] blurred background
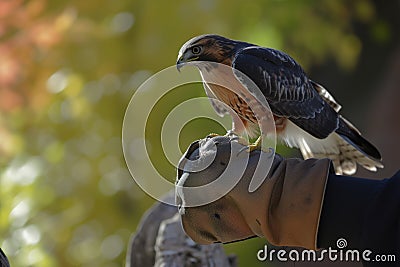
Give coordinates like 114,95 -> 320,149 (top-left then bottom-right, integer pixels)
0,0 -> 399,266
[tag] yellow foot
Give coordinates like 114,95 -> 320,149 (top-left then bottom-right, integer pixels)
247,136 -> 262,152
206,133 -> 220,138
225,130 -> 251,147
207,131 -> 251,148
248,137 -> 274,156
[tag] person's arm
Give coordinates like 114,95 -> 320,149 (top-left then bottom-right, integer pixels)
176,135 -> 400,266
318,172 -> 400,266
176,135 -> 330,248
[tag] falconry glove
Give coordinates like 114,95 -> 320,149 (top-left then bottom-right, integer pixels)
176,135 -> 331,249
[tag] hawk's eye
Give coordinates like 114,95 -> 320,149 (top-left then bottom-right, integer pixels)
191,46 -> 202,55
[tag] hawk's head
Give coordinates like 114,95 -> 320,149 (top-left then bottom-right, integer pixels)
176,34 -> 249,70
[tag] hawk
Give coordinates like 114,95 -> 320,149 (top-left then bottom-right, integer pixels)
176,34 -> 383,175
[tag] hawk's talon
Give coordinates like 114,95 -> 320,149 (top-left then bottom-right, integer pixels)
265,147 -> 275,158
230,136 -> 240,142
206,133 -> 220,139
225,130 -> 239,138
237,145 -> 250,156
247,136 -> 262,152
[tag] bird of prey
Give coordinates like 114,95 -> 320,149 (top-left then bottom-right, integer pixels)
176,34 -> 383,175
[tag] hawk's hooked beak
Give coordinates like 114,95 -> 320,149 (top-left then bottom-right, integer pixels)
176,56 -> 184,72
176,55 -> 199,72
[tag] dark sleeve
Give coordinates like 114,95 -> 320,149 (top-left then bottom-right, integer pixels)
317,171 -> 400,266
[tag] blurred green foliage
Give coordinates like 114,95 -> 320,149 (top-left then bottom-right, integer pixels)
0,0 -> 394,266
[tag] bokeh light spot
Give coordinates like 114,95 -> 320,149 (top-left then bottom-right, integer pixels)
47,70 -> 69,94
111,12 -> 134,33
100,234 -> 124,259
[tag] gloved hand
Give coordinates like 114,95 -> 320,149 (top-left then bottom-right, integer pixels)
175,135 -> 332,250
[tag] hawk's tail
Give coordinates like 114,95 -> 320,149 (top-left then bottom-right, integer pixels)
281,119 -> 383,175
336,116 -> 381,159
322,133 -> 383,175
332,116 -> 383,174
